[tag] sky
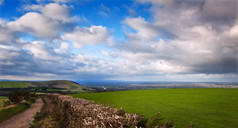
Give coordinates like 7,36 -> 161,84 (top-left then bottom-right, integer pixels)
0,0 -> 237,82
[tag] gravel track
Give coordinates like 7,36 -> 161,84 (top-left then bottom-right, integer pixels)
0,99 -> 43,128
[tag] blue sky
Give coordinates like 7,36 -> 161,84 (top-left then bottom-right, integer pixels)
0,0 -> 237,82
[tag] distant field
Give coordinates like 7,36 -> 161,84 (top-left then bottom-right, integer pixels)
71,88 -> 238,128
0,81 -> 27,88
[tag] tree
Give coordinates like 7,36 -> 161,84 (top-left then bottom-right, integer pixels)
8,91 -> 34,104
8,91 -> 23,104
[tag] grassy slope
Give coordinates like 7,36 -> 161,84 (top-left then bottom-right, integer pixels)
0,80 -> 88,90
71,88 -> 238,128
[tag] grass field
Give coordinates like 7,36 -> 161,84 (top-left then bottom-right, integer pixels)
0,81 -> 27,88
71,88 -> 238,128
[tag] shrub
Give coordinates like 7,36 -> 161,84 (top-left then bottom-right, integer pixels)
22,91 -> 31,101
8,91 -> 23,104
3,100 -> 11,107
137,116 -> 148,127
8,91 -> 36,104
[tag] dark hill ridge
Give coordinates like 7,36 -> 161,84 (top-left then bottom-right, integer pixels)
26,80 -> 85,90
0,80 -> 89,90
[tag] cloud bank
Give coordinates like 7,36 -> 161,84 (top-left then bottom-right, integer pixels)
0,0 -> 237,81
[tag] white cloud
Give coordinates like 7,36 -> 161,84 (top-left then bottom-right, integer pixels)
55,42 -> 70,54
117,21 -> 237,74
25,41 -> 59,60
115,0 -> 238,76
6,3 -> 77,41
0,45 -> 19,60
123,17 -> 160,41
119,51 -> 189,74
25,3 -> 72,23
62,25 -> 110,48
0,19 -> 16,44
100,50 -> 118,58
52,0 -> 68,3
101,50 -> 109,57
42,3 -> 71,22
0,28 -> 14,44
7,12 -> 59,39
225,19 -> 238,38
36,0 -> 70,3
1,0 -> 237,81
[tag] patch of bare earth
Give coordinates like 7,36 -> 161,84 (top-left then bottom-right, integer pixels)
0,99 -> 43,128
0,104 -> 16,111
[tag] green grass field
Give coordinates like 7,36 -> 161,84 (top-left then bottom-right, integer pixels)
71,88 -> 238,128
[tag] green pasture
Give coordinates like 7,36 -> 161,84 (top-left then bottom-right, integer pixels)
71,88 -> 238,128
0,81 -> 27,88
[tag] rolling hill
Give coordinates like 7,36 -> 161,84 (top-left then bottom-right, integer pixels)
0,80 -> 89,90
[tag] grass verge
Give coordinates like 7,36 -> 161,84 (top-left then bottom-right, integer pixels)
31,97 -> 60,128
0,102 -> 31,123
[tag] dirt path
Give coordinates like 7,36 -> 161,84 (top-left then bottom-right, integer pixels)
0,99 -> 43,128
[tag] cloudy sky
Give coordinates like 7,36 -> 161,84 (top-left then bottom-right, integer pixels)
0,0 -> 237,82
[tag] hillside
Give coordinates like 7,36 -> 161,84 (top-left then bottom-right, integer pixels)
0,80 -> 89,90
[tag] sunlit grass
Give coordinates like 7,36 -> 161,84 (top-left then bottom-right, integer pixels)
71,88 -> 238,128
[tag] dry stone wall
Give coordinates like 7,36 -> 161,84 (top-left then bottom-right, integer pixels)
47,94 -> 141,128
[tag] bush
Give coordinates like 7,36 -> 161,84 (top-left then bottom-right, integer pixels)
3,100 -> 11,107
137,116 -> 148,127
8,91 -> 23,104
8,91 -> 36,104
22,91 -> 31,101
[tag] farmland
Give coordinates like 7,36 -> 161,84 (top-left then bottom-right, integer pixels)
71,88 -> 238,128
0,80 -> 86,89
0,80 -> 92,96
